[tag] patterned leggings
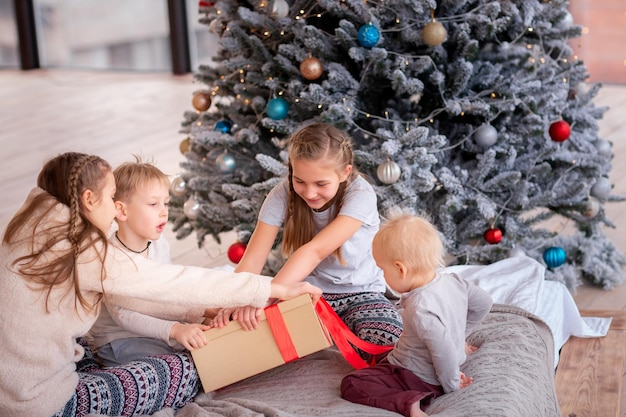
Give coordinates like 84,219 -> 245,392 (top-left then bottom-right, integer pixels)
323,292 -> 403,353
51,338 -> 200,417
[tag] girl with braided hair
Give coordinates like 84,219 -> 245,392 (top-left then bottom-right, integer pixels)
213,123 -> 403,356
0,152 -> 321,417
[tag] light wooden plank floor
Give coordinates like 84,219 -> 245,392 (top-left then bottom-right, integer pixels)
1,69 -> 626,413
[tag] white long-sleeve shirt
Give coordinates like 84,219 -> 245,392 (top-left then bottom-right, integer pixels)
0,188 -> 272,417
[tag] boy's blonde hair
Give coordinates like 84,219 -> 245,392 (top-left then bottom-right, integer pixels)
373,208 -> 445,275
113,156 -> 170,203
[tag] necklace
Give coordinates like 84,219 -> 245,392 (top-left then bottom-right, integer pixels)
115,232 -> 151,254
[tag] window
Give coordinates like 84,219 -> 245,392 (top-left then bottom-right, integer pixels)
32,0 -> 171,71
0,0 -> 19,67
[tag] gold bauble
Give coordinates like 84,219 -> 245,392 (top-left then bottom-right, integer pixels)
300,56 -> 324,81
179,137 -> 191,154
192,91 -> 212,112
422,21 -> 447,47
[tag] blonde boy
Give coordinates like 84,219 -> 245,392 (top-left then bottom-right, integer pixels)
89,157 -> 211,366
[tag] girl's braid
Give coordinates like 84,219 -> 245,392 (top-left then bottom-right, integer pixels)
68,154 -> 99,254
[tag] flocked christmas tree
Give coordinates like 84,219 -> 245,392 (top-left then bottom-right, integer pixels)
169,0 -> 624,291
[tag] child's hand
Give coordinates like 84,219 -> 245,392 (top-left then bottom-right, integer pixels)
459,372 -> 473,389
211,306 -> 263,330
271,282 -> 322,304
170,322 -> 211,351
465,342 -> 478,355
210,307 -> 235,328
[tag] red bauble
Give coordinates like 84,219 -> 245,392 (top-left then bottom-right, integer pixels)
484,228 -> 502,244
549,120 -> 571,142
227,242 -> 246,263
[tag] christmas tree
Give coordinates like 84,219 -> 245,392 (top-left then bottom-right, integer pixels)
170,0 -> 624,291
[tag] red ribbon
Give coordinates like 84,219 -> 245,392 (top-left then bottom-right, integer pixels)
265,303 -> 299,363
315,299 -> 393,369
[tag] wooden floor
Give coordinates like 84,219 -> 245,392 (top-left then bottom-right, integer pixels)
1,69 -> 626,414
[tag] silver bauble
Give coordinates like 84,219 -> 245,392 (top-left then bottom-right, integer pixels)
183,197 -> 201,220
590,177 -> 612,200
169,175 -> 186,197
216,152 -> 236,173
272,0 -> 289,18
473,124 -> 498,147
377,160 -> 401,184
593,139 -> 612,157
583,198 -> 601,218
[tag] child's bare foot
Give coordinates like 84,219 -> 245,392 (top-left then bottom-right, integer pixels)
410,401 -> 428,417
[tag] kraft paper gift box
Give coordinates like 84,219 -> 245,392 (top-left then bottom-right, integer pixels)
191,294 -> 332,392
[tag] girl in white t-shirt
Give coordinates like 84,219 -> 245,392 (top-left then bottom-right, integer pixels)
213,123 -> 403,355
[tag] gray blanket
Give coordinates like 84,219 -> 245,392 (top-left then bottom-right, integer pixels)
92,304 -> 560,417
157,305 -> 561,417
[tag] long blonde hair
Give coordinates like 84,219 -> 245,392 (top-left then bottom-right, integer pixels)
282,123 -> 358,263
3,152 -> 112,313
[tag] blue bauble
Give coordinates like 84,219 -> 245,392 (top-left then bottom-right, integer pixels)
214,120 -> 233,133
266,97 -> 289,120
543,246 -> 566,269
357,24 -> 380,48
216,152 -> 236,173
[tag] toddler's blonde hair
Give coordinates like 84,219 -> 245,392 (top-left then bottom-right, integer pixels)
374,207 -> 445,275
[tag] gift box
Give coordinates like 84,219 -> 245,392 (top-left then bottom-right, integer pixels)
191,294 -> 332,392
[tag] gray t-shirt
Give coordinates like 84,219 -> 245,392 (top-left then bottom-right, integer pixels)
258,175 -> 386,293
387,271 -> 493,393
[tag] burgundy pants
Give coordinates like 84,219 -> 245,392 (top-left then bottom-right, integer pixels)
341,362 -> 444,417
